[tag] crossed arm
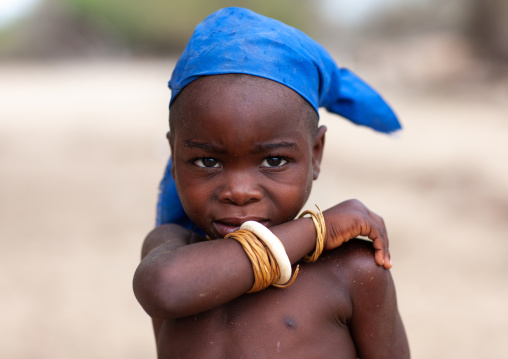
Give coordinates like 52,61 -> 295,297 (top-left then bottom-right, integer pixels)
133,199 -> 392,319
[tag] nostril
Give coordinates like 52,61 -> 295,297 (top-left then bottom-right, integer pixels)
217,170 -> 263,205
220,191 -> 262,206
218,183 -> 262,205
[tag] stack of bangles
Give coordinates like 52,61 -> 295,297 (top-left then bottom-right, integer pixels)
224,205 -> 326,293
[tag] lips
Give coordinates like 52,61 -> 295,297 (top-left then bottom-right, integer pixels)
212,217 -> 268,238
212,222 -> 241,238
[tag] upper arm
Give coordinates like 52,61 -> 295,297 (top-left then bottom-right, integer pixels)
345,241 -> 409,358
138,224 -> 193,341
134,224 -> 195,316
140,223 -> 195,259
133,223 -> 253,319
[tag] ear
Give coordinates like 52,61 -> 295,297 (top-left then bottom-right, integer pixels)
167,131 -> 176,178
167,131 -> 173,150
312,126 -> 326,180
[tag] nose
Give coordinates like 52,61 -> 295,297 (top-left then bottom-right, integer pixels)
217,170 -> 263,205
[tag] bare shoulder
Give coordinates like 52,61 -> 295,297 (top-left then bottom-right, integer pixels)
319,238 -> 389,285
293,239 -> 391,325
336,239 -> 394,303
318,239 -> 410,358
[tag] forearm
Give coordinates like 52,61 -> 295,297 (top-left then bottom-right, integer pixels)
133,217 -> 317,319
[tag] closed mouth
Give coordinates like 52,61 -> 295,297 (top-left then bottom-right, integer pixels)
212,217 -> 268,238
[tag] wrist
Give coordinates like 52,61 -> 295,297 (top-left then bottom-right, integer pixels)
270,218 -> 317,264
298,205 -> 326,262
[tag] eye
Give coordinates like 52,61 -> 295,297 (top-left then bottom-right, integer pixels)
194,158 -> 220,168
261,157 -> 288,168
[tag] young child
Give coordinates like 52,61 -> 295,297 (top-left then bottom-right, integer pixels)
134,7 -> 409,358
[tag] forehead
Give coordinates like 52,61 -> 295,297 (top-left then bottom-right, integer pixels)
170,74 -> 316,136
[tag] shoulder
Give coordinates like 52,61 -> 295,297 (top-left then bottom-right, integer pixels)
314,240 -> 409,357
318,239 -> 392,295
319,238 -> 381,272
295,239 -> 393,326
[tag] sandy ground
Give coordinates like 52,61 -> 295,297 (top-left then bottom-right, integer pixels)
1,59 -> 507,358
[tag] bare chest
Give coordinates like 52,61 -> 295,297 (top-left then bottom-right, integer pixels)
156,263 -> 357,358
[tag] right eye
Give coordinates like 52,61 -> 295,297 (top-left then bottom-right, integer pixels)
193,158 -> 220,168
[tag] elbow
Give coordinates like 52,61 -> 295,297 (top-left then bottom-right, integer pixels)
132,260 -> 186,320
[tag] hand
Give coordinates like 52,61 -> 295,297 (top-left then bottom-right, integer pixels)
323,199 -> 391,269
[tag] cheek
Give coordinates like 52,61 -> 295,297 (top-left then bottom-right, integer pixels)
180,184 -> 205,204
270,172 -> 313,222
295,165 -> 315,212
175,172 -> 212,216
177,185 -> 214,233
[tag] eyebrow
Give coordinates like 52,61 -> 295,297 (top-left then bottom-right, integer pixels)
184,140 -> 226,153
253,141 -> 298,152
184,140 -> 298,153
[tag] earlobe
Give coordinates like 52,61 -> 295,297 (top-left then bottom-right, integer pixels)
312,126 -> 326,180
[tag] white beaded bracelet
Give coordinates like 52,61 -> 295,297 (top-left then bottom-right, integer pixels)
239,221 -> 292,285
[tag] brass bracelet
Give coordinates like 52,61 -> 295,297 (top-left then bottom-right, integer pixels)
226,228 -> 299,293
240,221 -> 291,284
298,205 -> 326,263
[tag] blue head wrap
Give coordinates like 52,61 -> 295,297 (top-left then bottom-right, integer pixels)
157,7 -> 401,229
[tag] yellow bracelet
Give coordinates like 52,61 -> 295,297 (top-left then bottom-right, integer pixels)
240,221 -> 291,284
298,205 -> 326,263
226,227 -> 299,293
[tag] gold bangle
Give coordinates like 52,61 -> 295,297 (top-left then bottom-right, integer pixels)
298,205 -> 326,263
240,221 -> 291,284
226,228 -> 299,293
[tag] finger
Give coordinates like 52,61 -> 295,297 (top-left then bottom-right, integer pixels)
364,223 -> 385,267
368,210 -> 389,246
375,216 -> 392,269
373,242 -> 385,267
367,211 -> 390,267
379,216 -> 390,259
369,215 -> 392,270
384,251 -> 392,269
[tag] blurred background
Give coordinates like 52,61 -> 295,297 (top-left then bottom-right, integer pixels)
1,0 -> 507,358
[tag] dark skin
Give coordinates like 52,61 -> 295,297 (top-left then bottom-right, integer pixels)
133,75 -> 409,358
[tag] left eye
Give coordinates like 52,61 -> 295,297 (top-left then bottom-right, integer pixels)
194,158 -> 220,168
261,157 -> 288,167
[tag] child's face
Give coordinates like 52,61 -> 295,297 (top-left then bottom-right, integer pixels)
169,75 -> 326,239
